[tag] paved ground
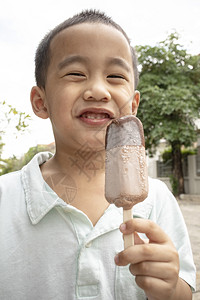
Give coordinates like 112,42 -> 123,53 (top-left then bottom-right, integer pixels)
178,197 -> 200,300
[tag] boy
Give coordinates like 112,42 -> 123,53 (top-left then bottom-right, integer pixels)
0,10 -> 196,300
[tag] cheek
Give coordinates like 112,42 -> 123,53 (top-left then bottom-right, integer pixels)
46,86 -> 74,114
45,100 -> 68,125
119,101 -> 132,116
114,88 -> 134,116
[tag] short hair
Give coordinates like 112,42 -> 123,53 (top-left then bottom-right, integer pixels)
35,9 -> 139,89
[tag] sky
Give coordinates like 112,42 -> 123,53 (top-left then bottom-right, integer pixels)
1,0 -> 200,158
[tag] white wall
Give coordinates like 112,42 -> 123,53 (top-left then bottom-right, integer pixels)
148,155 -> 200,195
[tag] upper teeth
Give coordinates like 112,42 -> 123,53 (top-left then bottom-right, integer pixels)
82,113 -> 109,119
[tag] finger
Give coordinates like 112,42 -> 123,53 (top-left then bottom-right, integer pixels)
115,243 -> 178,266
120,218 -> 172,244
135,276 -> 175,300
121,225 -> 147,245
129,261 -> 179,281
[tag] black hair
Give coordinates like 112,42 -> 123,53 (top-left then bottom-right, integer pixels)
35,9 -> 139,88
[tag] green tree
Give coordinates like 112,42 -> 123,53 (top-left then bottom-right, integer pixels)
0,155 -> 21,175
0,100 -> 31,159
0,144 -> 55,175
136,32 -> 200,195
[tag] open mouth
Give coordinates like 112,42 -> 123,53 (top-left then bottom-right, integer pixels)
81,112 -> 110,120
78,108 -> 114,125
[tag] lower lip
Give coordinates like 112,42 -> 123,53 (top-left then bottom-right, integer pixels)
79,116 -> 111,126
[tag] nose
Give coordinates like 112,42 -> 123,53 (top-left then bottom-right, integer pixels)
83,78 -> 111,102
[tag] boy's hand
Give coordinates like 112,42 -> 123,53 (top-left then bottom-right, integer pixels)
114,218 -> 191,300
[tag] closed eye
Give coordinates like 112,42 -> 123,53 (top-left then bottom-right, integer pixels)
107,74 -> 126,80
66,72 -> 85,77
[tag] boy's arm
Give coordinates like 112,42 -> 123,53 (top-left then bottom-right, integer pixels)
114,219 -> 192,300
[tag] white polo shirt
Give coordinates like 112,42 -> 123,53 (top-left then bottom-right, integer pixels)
0,152 -> 196,300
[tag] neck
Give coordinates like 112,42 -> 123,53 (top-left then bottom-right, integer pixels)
54,147 -> 105,178
40,147 -> 106,196
40,148 -> 108,225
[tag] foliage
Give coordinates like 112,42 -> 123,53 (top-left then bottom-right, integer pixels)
0,144 -> 55,176
161,147 -> 197,163
22,144 -> 54,165
0,156 -> 20,175
136,32 -> 200,151
0,101 -> 31,157
136,32 -> 200,194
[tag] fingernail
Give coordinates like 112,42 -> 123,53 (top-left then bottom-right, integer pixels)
120,223 -> 126,232
114,254 -> 119,265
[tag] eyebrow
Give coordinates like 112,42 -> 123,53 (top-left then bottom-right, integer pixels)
106,57 -> 131,73
58,55 -> 131,73
58,55 -> 89,70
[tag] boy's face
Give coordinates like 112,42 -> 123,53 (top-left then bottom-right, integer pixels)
31,23 -> 139,153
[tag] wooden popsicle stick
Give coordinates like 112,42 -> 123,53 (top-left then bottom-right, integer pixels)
123,208 -> 134,249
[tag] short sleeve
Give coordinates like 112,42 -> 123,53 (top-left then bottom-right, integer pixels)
148,178 -> 196,291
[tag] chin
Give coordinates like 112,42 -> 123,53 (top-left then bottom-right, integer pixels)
76,128 -> 106,152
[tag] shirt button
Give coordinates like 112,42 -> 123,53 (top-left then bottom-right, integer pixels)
85,242 -> 92,248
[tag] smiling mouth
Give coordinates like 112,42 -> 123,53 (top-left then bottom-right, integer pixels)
81,112 -> 110,120
78,110 -> 114,125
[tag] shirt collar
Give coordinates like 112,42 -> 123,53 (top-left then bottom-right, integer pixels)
22,152 -> 62,224
22,152 -> 153,225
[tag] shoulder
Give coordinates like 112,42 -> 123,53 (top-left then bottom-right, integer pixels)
0,170 -> 24,211
147,177 -> 185,230
148,177 -> 176,206
0,170 -> 22,190
133,177 -> 174,219
140,177 -> 181,223
0,151 -> 53,193
148,177 -> 171,194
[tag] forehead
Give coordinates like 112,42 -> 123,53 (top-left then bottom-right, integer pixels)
49,23 -> 133,67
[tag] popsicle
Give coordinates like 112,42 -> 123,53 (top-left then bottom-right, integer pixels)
105,115 -> 148,248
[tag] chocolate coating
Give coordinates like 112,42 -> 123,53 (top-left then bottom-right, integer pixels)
105,115 -> 145,150
105,115 -> 148,209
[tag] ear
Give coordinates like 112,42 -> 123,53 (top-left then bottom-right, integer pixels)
30,86 -> 49,119
132,90 -> 140,115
